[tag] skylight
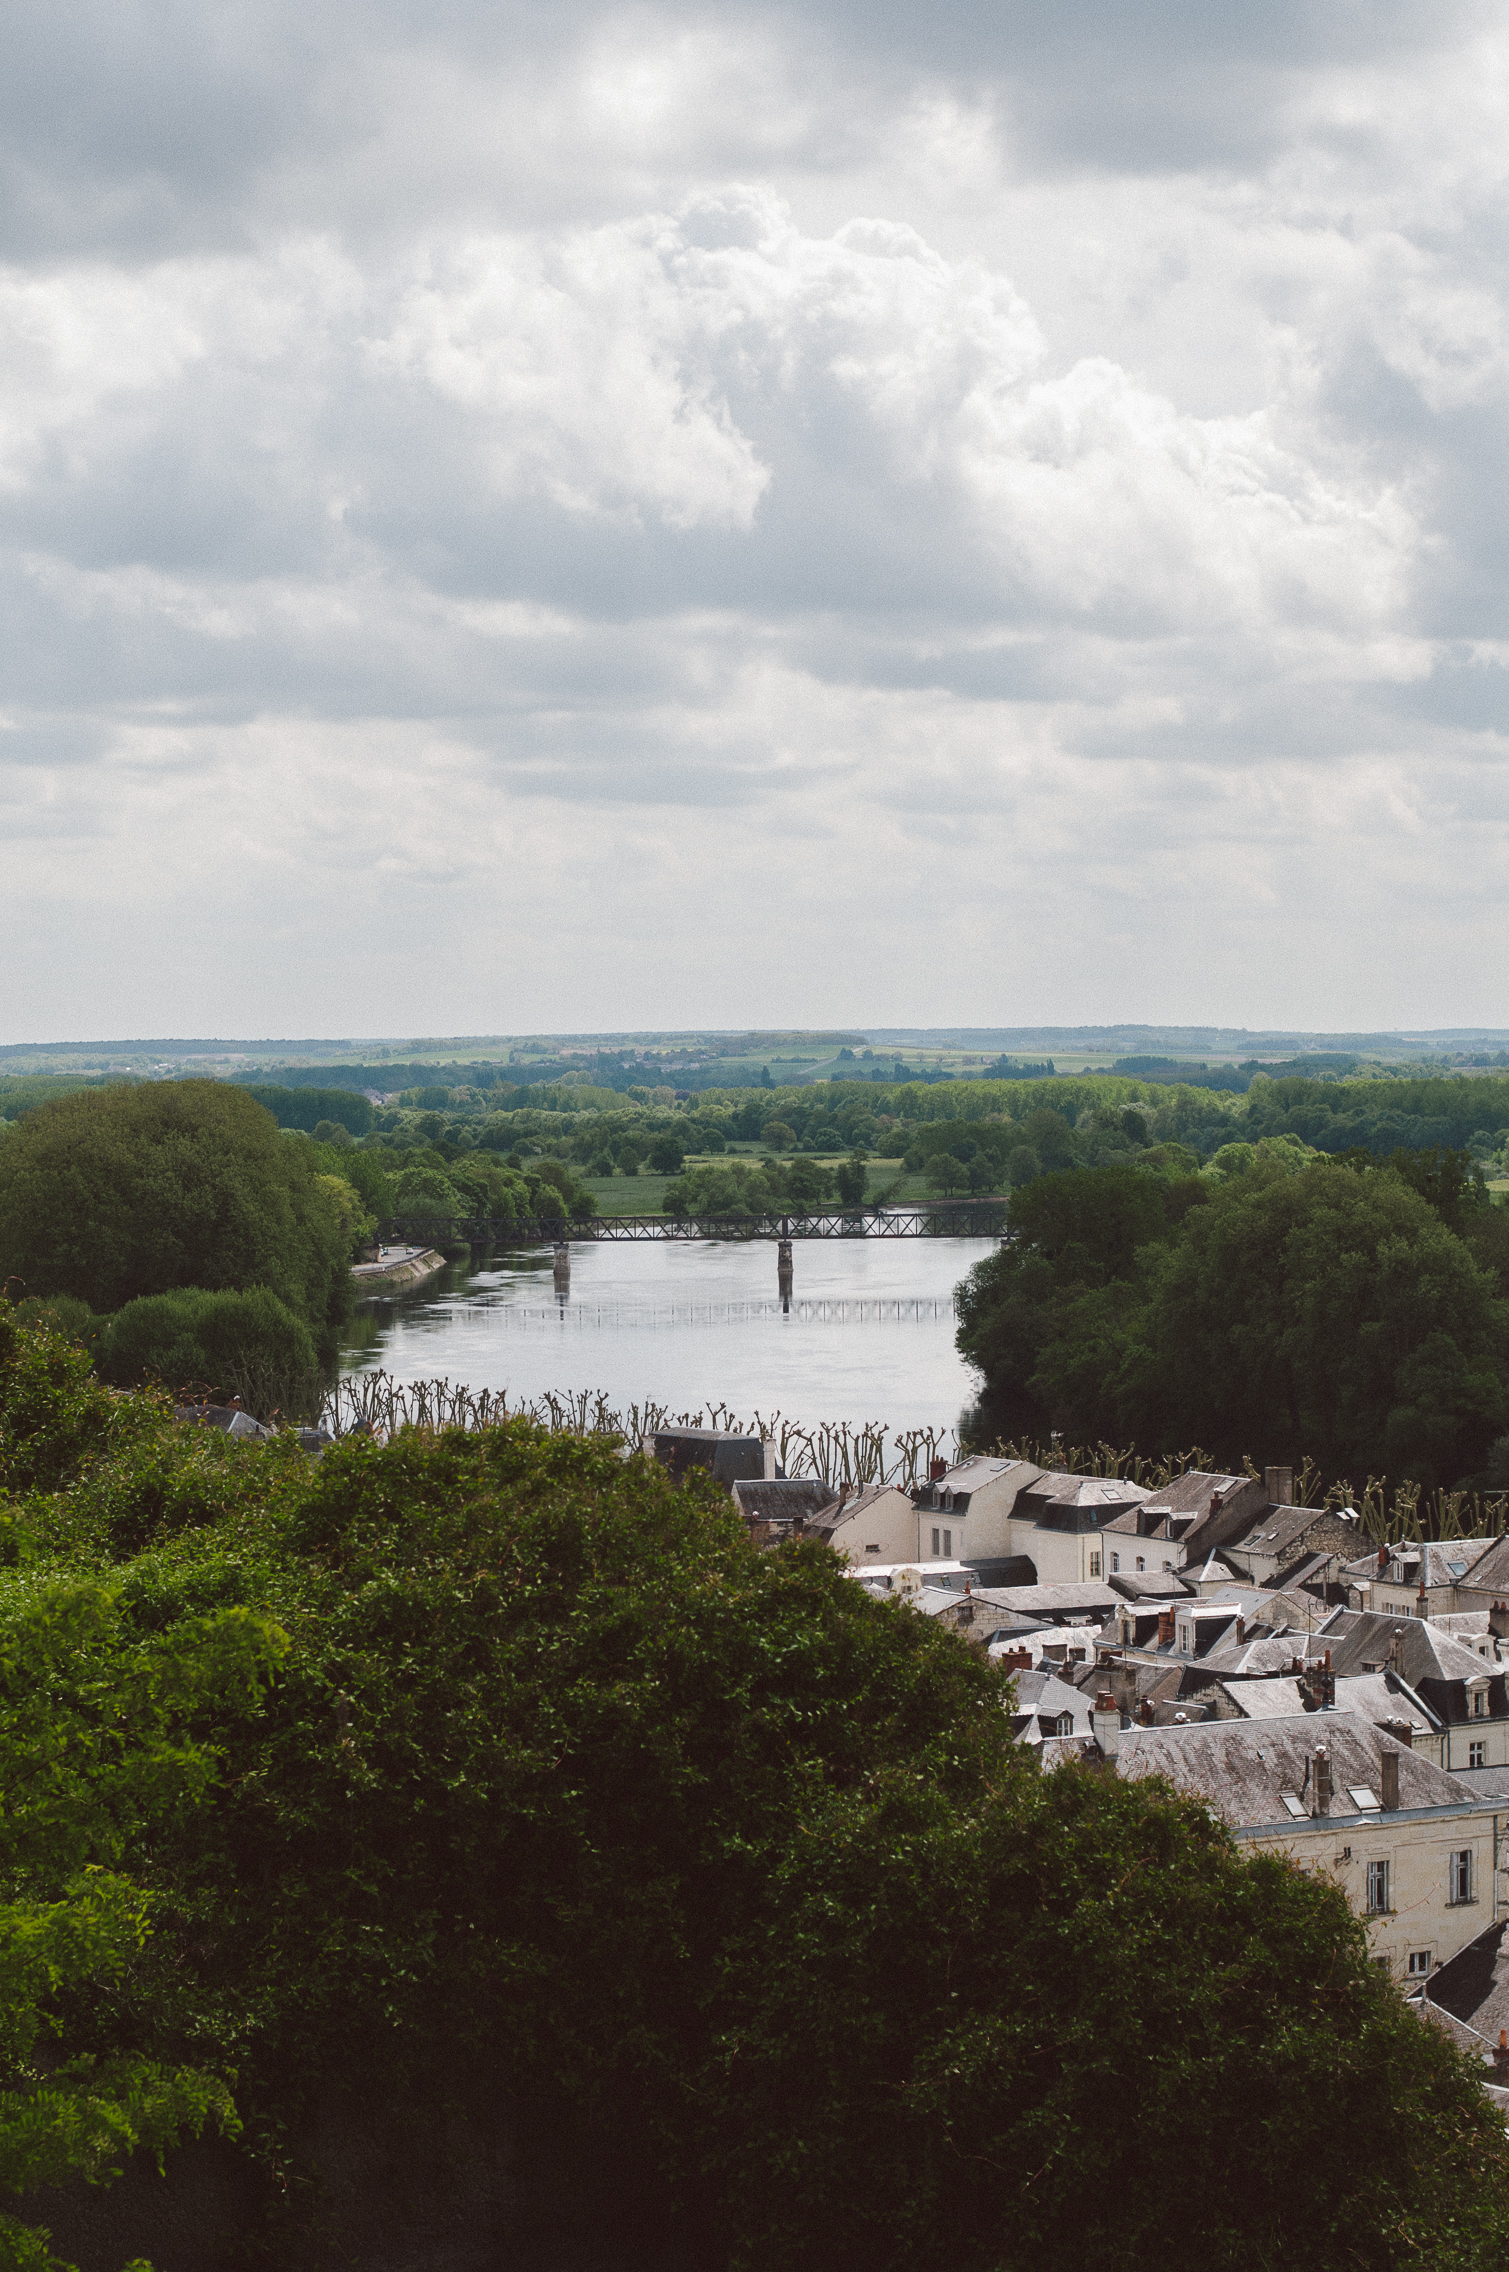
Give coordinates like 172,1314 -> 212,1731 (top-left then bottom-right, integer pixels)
1348,1787 -> 1381,1810
1280,1792 -> 1307,1818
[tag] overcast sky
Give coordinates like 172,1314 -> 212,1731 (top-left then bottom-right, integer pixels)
4,0 -> 1508,1039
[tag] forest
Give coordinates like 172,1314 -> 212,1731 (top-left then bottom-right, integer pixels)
0,1301 -> 1505,2272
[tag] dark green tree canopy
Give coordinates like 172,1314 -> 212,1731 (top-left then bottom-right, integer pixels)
958,1156 -> 1509,1487
0,1308 -> 1504,2271
0,1081 -> 351,1341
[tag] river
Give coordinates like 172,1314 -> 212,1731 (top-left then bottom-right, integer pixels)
340,1235 -> 995,1439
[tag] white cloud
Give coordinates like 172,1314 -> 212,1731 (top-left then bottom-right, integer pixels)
3,0 -> 1509,1033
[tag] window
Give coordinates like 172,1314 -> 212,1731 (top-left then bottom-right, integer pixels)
1450,1848 -> 1473,1905
1408,1950 -> 1432,1977
942,1530 -> 952,1557
1366,1859 -> 1391,1914
1135,1556 -> 1146,1573
1111,1553 -> 1121,1573
1470,1740 -> 1487,1768
931,1529 -> 939,1557
1473,1690 -> 1487,1717
1347,1786 -> 1381,1811
1088,1552 -> 1101,1578
1054,1713 -> 1074,1737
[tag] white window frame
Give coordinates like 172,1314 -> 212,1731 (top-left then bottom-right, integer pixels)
1470,1740 -> 1487,1769
1450,1848 -> 1473,1905
1366,1858 -> 1391,1914
1407,1950 -> 1431,1977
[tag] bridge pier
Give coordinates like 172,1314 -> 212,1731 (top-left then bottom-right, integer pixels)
777,1237 -> 793,1306
553,1243 -> 571,1297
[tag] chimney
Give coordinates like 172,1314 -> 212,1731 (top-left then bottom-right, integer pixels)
1264,1465 -> 1294,1506
1311,1747 -> 1332,1816
999,1647 -> 1032,1673
1493,1600 -> 1509,1641
929,1457 -> 947,1483
1379,1716 -> 1414,1750
1376,1545 -> 1389,1576
1390,1627 -> 1408,1674
1157,1607 -> 1176,1649
1380,1749 -> 1400,1811
1235,1615 -> 1246,1643
1494,2031 -> 1509,2080
1092,1690 -> 1121,1759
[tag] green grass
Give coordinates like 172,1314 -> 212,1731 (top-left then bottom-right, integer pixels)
583,1173 -> 673,1216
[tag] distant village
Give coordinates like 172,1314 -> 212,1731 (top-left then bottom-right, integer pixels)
643,1422 -> 1509,2096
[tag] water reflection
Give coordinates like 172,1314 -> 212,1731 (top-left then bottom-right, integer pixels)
341,1235 -> 995,1437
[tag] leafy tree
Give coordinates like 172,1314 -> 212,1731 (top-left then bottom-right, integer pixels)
527,1159 -> 597,1220
1112,1160 -> 1509,1486
310,1120 -> 352,1149
234,1085 -> 375,1137
759,1121 -> 795,1152
959,1157 -> 1509,1487
784,1157 -> 834,1209
662,1162 -> 783,1219
834,1152 -> 868,1208
956,1166 -> 1207,1441
1005,1143 -> 1040,1187
1386,1145 -> 1491,1236
389,1166 -> 464,1224
96,1287 -> 318,1408
0,1084 -> 351,1353
645,1135 -> 687,1176
925,1154 -> 967,1195
0,1331 -> 1503,2271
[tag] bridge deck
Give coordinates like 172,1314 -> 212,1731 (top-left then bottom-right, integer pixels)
378,1200 -> 1009,1243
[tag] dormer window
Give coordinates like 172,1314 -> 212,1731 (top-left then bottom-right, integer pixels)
1473,1689 -> 1488,1718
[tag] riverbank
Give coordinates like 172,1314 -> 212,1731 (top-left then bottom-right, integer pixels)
351,1245 -> 447,1288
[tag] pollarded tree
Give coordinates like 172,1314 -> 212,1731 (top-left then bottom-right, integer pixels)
0,1083 -> 352,1352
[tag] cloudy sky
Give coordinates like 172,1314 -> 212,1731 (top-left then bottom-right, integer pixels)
4,0 -> 1509,1040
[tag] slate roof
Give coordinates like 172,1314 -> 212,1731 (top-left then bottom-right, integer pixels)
805,1482 -> 907,1537
1448,1535 -> 1509,1598
1019,1472 -> 1151,1509
929,1455 -> 1040,1497
970,1580 -> 1120,1623
1323,1611 -> 1496,1688
1012,1473 -> 1151,1535
1198,1630 -> 1333,1678
988,1624 -> 1108,1670
1418,1921 -> 1509,2056
1114,1710 -> 1478,1830
1232,1503 -> 1346,1560
731,1478 -> 833,1525
1108,1571 -> 1194,1602
1344,1538 -> 1499,1589
1213,1671 -> 1440,1743
1006,1669 -> 1094,1743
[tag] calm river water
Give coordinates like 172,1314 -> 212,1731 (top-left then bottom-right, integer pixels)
340,1236 -> 996,1438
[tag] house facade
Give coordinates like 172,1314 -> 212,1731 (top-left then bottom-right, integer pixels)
1111,1709 -> 1505,1981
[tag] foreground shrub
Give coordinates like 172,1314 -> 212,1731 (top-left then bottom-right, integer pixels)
0,1309 -> 1504,2269
96,1285 -> 317,1410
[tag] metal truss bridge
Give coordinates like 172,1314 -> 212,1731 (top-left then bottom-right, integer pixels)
379,1200 -> 1009,1244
